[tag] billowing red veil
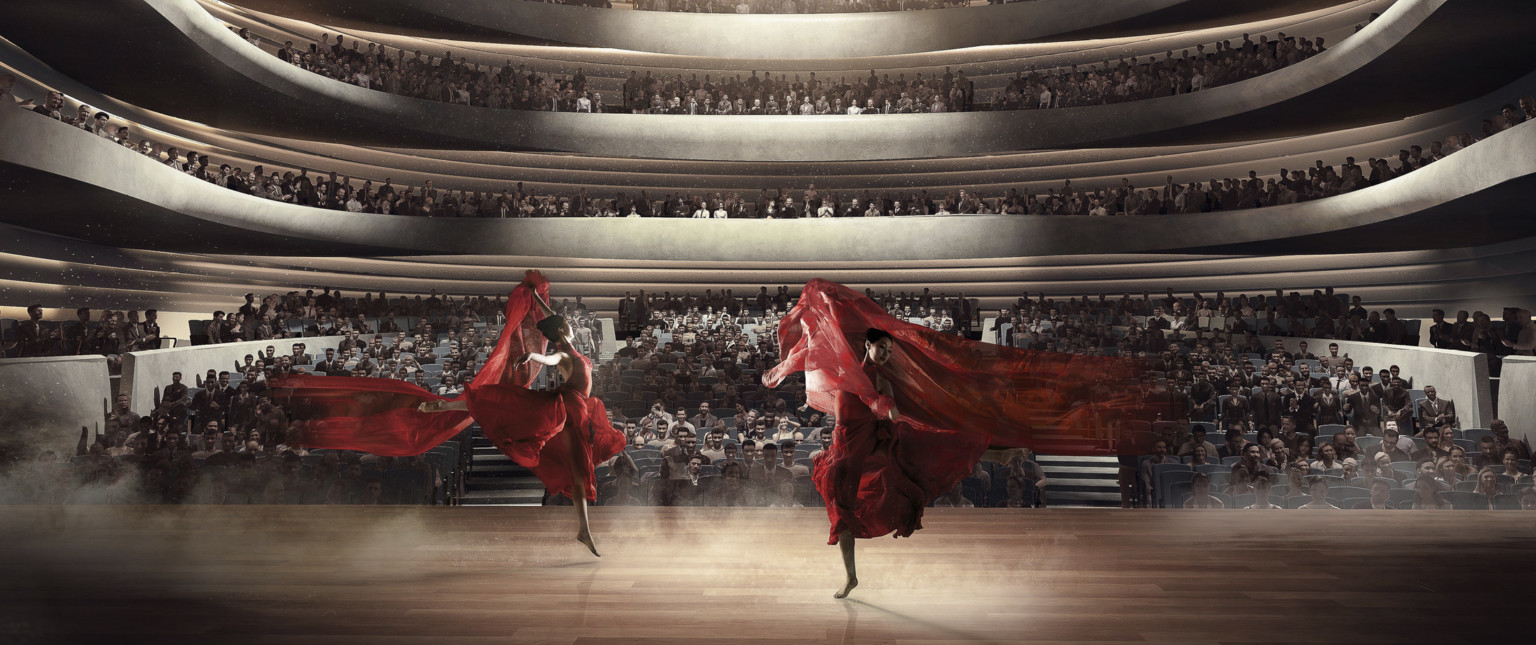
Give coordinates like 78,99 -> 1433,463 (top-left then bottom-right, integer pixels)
271,272 -> 554,457
764,279 -> 1147,456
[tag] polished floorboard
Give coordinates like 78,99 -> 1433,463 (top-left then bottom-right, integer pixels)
0,506 -> 1531,644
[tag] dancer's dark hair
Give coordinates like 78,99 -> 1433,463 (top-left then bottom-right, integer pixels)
536,315 -> 567,343
865,327 -> 893,344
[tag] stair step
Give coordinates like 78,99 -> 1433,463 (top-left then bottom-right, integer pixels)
1044,478 -> 1120,490
470,463 -> 534,474
466,479 -> 545,491
460,489 -> 544,505
1034,455 -> 1120,464
1046,490 -> 1124,507
1039,466 -> 1117,477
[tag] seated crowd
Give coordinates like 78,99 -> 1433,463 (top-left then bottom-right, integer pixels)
254,29 -> 1328,115
4,284 -> 1532,511
1,288 -> 610,504
986,289 -> 1536,509
11,70 -> 1533,219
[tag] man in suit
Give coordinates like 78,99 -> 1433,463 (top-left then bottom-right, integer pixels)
1286,381 -> 1318,435
1296,363 -> 1324,389
313,348 -> 341,375
1294,340 -> 1318,360
160,372 -> 190,429
1188,366 -> 1218,422
1314,379 -> 1344,427
289,342 -> 312,366
690,402 -> 720,432
1359,366 -> 1387,399
1416,385 -> 1456,434
1427,309 -> 1457,349
1251,378 -> 1285,434
1343,373 -> 1383,435
1220,383 -> 1252,432
1380,377 -> 1414,433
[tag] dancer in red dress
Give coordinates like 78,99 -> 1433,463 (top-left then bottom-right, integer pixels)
274,271 -> 624,556
763,280 -> 1145,597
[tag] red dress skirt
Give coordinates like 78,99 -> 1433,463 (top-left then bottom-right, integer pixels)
814,364 -> 988,544
468,352 -> 625,501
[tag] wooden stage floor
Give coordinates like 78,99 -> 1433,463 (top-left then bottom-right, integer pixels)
0,506 -> 1531,644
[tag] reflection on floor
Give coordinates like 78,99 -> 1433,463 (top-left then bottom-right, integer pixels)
0,506 -> 1530,644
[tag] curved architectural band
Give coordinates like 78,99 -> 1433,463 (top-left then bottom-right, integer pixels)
4,0 -> 1533,161
3,105 -> 1535,262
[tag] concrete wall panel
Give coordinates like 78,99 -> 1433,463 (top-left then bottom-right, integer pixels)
1496,356 -> 1536,449
1258,335 -> 1492,430
0,356 -> 113,456
120,336 -> 349,418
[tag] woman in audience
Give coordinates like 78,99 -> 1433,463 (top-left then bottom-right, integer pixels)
1363,452 -> 1404,486
1447,446 -> 1476,481
1188,444 -> 1212,467
770,418 -> 804,443
1471,467 -> 1502,509
1295,434 -> 1316,462
1412,472 -> 1452,510
1502,451 -> 1531,484
1310,442 -> 1342,472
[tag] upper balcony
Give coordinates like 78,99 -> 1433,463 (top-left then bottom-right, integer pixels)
4,0 -> 1530,161
4,100 -> 1534,262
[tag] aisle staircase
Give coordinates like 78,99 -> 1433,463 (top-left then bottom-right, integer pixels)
460,427 -> 545,506
1035,455 -> 1122,508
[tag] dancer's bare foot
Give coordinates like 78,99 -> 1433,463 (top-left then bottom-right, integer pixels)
416,400 -> 444,413
834,577 -> 858,599
576,530 -> 600,558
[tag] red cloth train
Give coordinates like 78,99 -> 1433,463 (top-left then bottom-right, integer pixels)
270,271 -> 624,501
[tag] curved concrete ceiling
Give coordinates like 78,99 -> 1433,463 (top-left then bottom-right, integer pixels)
4,0 -> 1531,161
208,0 -> 1379,85
3,104 -> 1535,261
219,0 -> 1199,60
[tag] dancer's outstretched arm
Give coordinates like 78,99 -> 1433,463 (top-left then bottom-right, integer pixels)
515,352 -> 563,368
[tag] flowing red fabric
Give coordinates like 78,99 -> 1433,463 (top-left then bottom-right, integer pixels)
763,279 -> 1146,543
273,270 -> 624,501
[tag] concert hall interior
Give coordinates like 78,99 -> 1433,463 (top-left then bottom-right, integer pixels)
1,0 -> 1534,643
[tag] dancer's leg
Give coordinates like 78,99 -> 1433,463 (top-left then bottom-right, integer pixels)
834,530 -> 858,598
416,399 -> 469,413
565,427 -> 600,557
